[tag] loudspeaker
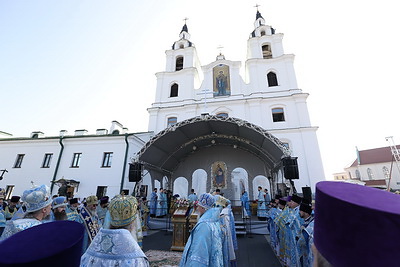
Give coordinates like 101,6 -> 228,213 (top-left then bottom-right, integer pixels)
282,157 -> 299,180
129,163 -> 143,182
302,187 -> 312,203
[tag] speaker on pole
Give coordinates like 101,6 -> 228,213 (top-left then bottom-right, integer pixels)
282,157 -> 299,180
129,162 -> 143,182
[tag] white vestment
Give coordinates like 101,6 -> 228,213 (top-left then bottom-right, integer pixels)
80,228 -> 149,267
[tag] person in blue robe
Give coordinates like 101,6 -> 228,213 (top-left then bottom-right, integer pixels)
284,195 -> 304,267
156,188 -> 165,217
180,193 -> 224,267
257,186 -> 267,220
81,194 -> 149,267
188,189 -> 198,204
149,188 -> 158,217
1,185 -> 52,241
296,202 -> 314,267
240,190 -> 250,218
79,195 -> 100,254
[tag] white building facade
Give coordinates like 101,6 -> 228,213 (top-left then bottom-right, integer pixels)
147,11 -> 325,192
0,122 -> 152,199
0,10 -> 325,201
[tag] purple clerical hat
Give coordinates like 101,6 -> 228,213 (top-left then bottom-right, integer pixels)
0,221 -> 84,267
314,181 -> 400,267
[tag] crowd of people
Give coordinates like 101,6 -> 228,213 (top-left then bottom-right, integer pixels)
266,194 -> 314,267
180,190 -> 238,267
0,185 -> 239,266
1,181 -> 399,266
0,185 -> 149,266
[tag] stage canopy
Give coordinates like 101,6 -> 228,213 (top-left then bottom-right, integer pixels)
137,115 -> 290,175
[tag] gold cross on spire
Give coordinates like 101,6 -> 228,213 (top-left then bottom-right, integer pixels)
254,4 -> 261,11
183,17 -> 189,24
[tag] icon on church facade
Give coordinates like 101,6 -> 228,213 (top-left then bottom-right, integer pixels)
211,161 -> 227,189
213,64 -> 230,97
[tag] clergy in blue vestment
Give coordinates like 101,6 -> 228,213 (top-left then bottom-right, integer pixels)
257,186 -> 267,220
188,189 -> 198,204
266,202 -> 280,253
81,194 -> 149,267
51,196 -> 69,221
284,195 -> 304,267
0,185 -> 52,240
180,193 -> 224,267
79,195 -> 100,254
216,196 -> 237,267
149,188 -> 158,217
275,197 -> 290,261
96,196 -> 109,226
240,190 -> 250,218
296,202 -> 314,267
156,188 -> 166,217
66,198 -> 83,223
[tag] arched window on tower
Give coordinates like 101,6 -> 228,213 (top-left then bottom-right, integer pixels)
167,117 -> 177,127
216,112 -> 228,118
267,72 -> 278,87
260,31 -> 266,36
175,56 -> 184,71
272,108 -> 285,122
262,44 -> 272,59
170,83 -> 178,97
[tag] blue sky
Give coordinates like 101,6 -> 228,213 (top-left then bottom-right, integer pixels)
1,0 -> 399,179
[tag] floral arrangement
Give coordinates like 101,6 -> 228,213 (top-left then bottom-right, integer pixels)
174,198 -> 189,208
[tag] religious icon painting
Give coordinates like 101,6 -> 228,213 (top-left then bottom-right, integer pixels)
211,161 -> 228,189
213,64 -> 231,97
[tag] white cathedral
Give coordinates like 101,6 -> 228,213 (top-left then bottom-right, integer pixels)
0,10 -> 325,203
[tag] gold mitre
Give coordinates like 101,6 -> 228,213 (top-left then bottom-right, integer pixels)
109,194 -> 138,227
215,195 -> 228,208
86,195 -> 98,206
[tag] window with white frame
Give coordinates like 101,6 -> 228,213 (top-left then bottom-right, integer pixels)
272,108 -> 285,122
14,154 -> 24,168
167,117 -> 177,126
71,153 -> 82,168
216,112 -> 228,118
102,152 -> 113,167
42,153 -> 53,168
267,71 -> 278,86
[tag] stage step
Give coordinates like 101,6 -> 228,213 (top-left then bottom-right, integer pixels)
235,221 -> 247,235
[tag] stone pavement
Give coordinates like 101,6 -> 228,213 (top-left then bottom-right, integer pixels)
142,225 -> 282,267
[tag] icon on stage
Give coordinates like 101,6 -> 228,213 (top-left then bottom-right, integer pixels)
211,161 -> 227,189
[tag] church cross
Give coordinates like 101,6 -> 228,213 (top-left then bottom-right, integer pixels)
183,17 -> 189,24
254,4 -> 261,11
217,45 -> 224,55
196,88 -> 212,114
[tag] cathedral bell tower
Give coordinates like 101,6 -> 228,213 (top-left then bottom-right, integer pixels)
245,10 -> 298,94
148,22 -> 202,132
